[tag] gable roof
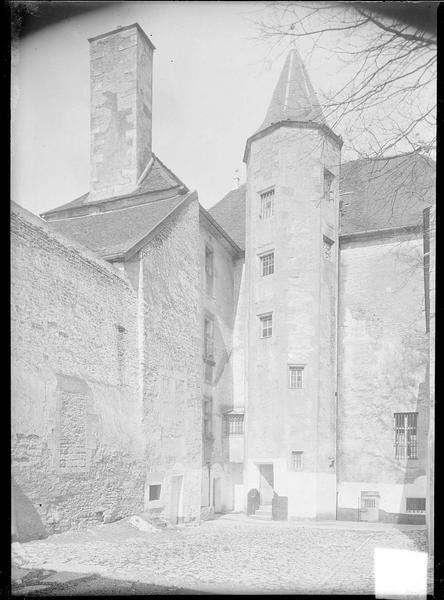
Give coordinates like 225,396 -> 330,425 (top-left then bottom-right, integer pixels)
208,152 -> 435,247
47,191 -> 194,260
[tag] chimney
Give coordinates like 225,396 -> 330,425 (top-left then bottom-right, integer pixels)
88,23 -> 155,202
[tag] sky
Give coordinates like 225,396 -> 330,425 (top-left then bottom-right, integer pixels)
11,1 -> 435,216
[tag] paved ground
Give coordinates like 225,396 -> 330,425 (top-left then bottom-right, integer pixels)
11,514 -> 431,595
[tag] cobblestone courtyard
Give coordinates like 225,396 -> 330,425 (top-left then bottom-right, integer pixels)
12,515 -> 430,595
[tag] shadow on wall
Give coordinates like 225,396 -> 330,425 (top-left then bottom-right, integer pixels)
12,477 -> 48,542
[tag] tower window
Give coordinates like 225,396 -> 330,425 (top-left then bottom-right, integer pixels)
291,451 -> 304,471
394,412 -> 418,460
289,365 -> 304,389
259,313 -> 273,338
260,189 -> 274,219
204,317 -> 214,361
260,252 -> 274,276
323,236 -> 334,260
205,245 -> 214,296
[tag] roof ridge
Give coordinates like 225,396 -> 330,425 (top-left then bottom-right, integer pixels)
208,183 -> 246,212
341,150 -> 434,167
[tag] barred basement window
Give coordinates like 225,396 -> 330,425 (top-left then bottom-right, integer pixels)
204,317 -> 214,360
149,484 -> 161,501
289,365 -> 304,389
394,412 -> 418,460
291,451 -> 304,471
260,252 -> 274,276
260,313 -> 273,338
260,189 -> 274,219
225,414 -> 244,435
406,497 -> 426,513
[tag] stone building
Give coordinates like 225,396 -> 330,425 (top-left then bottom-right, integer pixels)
11,22 -> 435,541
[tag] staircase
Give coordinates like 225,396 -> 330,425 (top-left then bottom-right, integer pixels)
250,504 -> 272,520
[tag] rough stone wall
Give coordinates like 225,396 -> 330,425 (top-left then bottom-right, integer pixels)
11,204 -> 144,541
337,230 -> 429,517
140,197 -> 202,523
89,25 -> 153,202
244,127 -> 340,518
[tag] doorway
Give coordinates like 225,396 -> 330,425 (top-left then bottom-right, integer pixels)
168,475 -> 183,525
258,463 -> 274,505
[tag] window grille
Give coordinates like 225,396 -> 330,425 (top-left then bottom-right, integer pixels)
291,451 -> 304,471
394,412 -> 418,459
204,317 -> 214,360
260,189 -> 274,219
205,246 -> 214,295
363,498 -> 376,509
260,252 -> 274,276
225,414 -> 244,435
260,314 -> 273,338
406,497 -> 425,513
289,366 -> 304,389
323,235 -> 334,260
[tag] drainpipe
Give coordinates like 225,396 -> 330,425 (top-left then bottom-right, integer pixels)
206,461 -> 211,507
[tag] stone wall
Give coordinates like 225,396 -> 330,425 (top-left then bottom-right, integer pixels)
139,195 -> 202,523
11,204 -> 144,541
337,230 -> 429,520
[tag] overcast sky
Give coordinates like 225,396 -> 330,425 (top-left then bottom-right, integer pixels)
11,1 -> 434,216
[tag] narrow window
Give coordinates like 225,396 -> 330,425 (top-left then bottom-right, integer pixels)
406,498 -> 426,513
260,252 -> 274,276
289,365 -> 304,389
260,189 -> 274,219
204,362 -> 213,385
205,246 -> 214,296
149,484 -> 161,501
323,235 -> 334,260
259,313 -> 273,338
203,397 -> 213,439
291,451 -> 304,471
204,317 -> 214,360
324,169 -> 335,202
394,412 -> 418,460
225,414 -> 244,436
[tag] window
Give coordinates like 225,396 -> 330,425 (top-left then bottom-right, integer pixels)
291,451 -> 304,471
323,235 -> 334,260
394,412 -> 418,460
205,245 -> 214,295
324,169 -> 335,202
203,397 -> 213,439
149,484 -> 161,501
260,313 -> 273,338
225,414 -> 244,435
260,252 -> 274,276
204,317 -> 214,361
289,365 -> 304,389
406,497 -> 426,513
362,498 -> 376,509
204,362 -> 213,384
260,189 -> 274,219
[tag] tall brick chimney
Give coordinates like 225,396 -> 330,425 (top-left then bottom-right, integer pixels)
88,23 -> 155,202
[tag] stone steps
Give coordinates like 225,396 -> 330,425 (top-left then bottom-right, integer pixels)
250,505 -> 272,520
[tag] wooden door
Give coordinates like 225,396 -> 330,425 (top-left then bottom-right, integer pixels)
259,464 -> 274,505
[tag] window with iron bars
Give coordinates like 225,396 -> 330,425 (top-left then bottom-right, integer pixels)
406,497 -> 425,513
290,451 -> 304,471
394,412 -> 418,460
225,414 -> 244,436
260,189 -> 274,219
289,366 -> 304,389
260,252 -> 274,276
260,313 -> 273,338
204,317 -> 214,361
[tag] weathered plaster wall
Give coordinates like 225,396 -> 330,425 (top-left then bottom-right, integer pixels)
337,231 -> 428,519
244,127 -> 340,518
140,197 -> 202,523
11,204 -> 144,540
89,24 -> 153,202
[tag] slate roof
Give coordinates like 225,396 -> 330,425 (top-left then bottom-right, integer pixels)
257,48 -> 326,134
208,152 -> 435,247
208,184 -> 246,250
48,192 -> 191,259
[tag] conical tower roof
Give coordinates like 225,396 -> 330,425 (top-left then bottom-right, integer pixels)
257,48 -> 326,133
